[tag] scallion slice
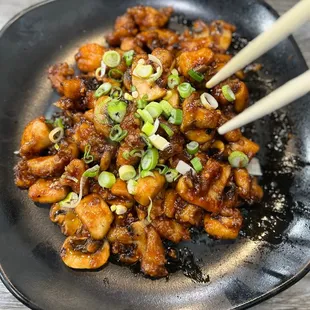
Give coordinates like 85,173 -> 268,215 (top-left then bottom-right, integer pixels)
110,87 -> 123,99
191,157 -> 203,172
107,99 -> 127,123
127,179 -> 137,195
54,118 -> 64,129
94,82 -> 112,98
200,92 -> 219,109
140,133 -> 153,148
108,69 -> 123,82
141,148 -> 159,171
123,50 -> 134,66
122,151 -> 130,160
82,144 -> 94,164
145,102 -> 163,118
124,93 -> 133,101
155,164 -> 169,175
133,64 -> 154,79
159,123 -> 174,137
147,54 -> 163,82
140,170 -> 155,178
149,134 -> 170,151
147,197 -> 153,223
177,82 -> 195,99
142,122 -> 155,136
59,192 -> 79,209
159,100 -> 173,118
137,98 -> 147,109
176,160 -> 194,175
168,74 -> 180,89
168,108 -> 183,125
228,151 -> 249,168
102,50 -> 121,68
222,85 -> 236,102
186,141 -> 199,155
188,69 -> 204,82
165,168 -> 179,183
119,165 -> 136,181
109,125 -> 128,142
49,127 -> 64,144
83,165 -> 100,178
137,109 -> 154,124
98,171 -> 116,188
129,149 -> 144,158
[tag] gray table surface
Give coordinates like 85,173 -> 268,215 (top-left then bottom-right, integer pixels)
0,0 -> 309,309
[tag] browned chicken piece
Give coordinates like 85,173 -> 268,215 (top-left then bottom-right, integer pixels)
20,117 -> 52,157
132,75 -> 166,101
177,48 -> 214,78
14,160 -> 38,189
111,179 -> 133,201
28,178 -> 69,204
107,226 -> 133,244
210,20 -> 236,52
249,177 -> 264,202
93,95 -> 113,139
75,193 -> 113,240
163,189 -> 179,218
127,6 -> 173,31
148,197 -> 165,220
176,159 -> 231,213
50,203 -> 84,236
152,218 -> 190,243
62,78 -> 83,100
166,89 -> 180,108
120,37 -> 144,53
176,204 -> 204,226
181,92 -> 221,130
228,137 -> 260,160
100,145 -> 116,171
26,142 -> 79,178
61,236 -> 110,269
75,43 -> 105,72
48,63 -> 74,95
60,159 -> 88,194
211,79 -> 249,113
205,54 -> 232,81
137,29 -> 179,51
116,143 -> 142,167
204,207 -> 242,239
234,168 -> 251,199
141,225 -> 168,277
134,171 -> 166,206
106,13 -> 138,46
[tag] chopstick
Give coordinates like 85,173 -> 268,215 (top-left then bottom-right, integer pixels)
218,69 -> 310,135
206,0 -> 310,89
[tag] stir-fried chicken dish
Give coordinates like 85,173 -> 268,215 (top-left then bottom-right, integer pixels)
14,6 -> 263,278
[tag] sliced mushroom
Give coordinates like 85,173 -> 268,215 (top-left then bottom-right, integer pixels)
61,236 -> 110,269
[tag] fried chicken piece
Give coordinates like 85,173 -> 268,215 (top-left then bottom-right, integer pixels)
75,43 -> 105,72
48,63 -> 74,95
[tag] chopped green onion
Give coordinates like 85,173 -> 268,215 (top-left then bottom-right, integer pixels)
146,197 -> 153,222
124,93 -> 133,101
222,85 -> 236,102
110,87 -> 123,99
141,170 -> 155,178
155,164 -> 169,175
102,50 -> 121,68
165,168 -> 179,183
176,160 -> 194,175
177,82 -> 195,99
122,151 -> 130,160
54,143 -> 60,151
171,69 -> 179,76
186,141 -> 199,155
188,69 -> 204,82
137,98 -> 148,109
159,123 -> 174,137
137,109 -> 154,124
141,148 -> 159,171
119,165 -> 136,181
191,157 -> 203,172
145,102 -> 163,118
59,192 -> 79,209
133,64 -> 154,79
82,164 -> 100,178
142,122 -> 156,136
140,133 -> 153,148
127,179 -> 137,195
149,134 -> 170,151
200,92 -> 219,109
98,171 -> 116,188
131,85 -> 137,92
107,99 -> 127,123
123,50 -> 134,66
83,144 -> 94,164
129,149 -> 144,158
94,82 -> 112,98
109,125 -> 128,142
49,127 -> 64,144
159,100 -> 173,118
168,74 -> 180,89
108,69 -> 123,82
147,54 -> 163,82
168,108 -> 183,125
54,118 -> 64,129
228,151 -> 249,168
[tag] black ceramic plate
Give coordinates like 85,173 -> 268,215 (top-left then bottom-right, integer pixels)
1,0 -> 310,309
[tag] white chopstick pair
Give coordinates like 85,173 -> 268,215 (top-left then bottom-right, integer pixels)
209,0 -> 310,135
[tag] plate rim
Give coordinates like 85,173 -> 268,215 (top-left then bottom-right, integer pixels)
0,0 -> 309,309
